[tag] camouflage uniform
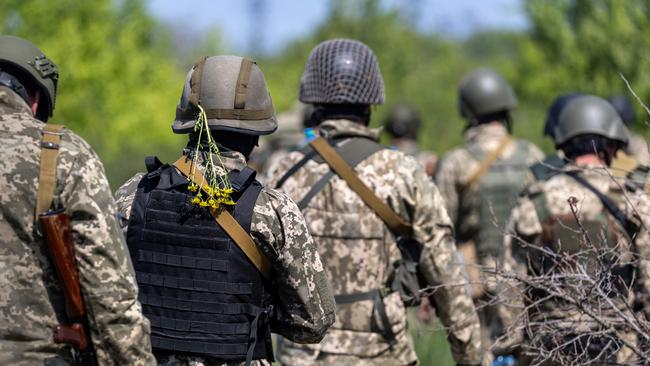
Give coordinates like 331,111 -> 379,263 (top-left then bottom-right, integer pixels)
0,86 -> 155,365
627,132 -> 650,166
267,119 -> 482,365
434,123 -> 544,355
391,139 -> 437,177
502,164 -> 650,364
115,148 -> 336,366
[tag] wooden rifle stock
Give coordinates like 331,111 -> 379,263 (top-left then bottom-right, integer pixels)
40,209 -> 93,357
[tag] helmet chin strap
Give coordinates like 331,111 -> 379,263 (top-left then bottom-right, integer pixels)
0,70 -> 30,106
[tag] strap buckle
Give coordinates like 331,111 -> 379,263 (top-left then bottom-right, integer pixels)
41,141 -> 60,149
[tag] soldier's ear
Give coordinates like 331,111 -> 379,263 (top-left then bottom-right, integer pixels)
30,89 -> 40,116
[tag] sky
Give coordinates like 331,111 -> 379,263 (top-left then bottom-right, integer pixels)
147,0 -> 528,55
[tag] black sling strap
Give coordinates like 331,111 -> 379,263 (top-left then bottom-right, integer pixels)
274,146 -> 318,189
564,171 -> 639,240
297,137 -> 384,210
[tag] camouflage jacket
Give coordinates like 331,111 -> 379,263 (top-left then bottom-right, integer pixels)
500,163 -> 650,349
114,148 -> 336,366
391,138 -> 437,177
434,123 -> 544,262
0,87 -> 155,365
266,119 -> 482,365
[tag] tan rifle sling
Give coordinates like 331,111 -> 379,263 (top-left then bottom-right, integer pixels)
172,156 -> 272,279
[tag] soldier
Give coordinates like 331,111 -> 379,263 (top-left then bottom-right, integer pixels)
383,103 -> 437,177
529,93 -> 584,182
608,94 -> 650,166
434,68 -> 544,359
502,95 -> 650,364
268,39 -> 482,366
0,35 -> 155,364
114,55 -> 335,366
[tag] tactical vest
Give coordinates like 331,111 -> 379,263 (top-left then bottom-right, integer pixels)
126,157 -> 273,363
276,136 -> 422,350
529,183 -> 634,300
466,141 -> 530,259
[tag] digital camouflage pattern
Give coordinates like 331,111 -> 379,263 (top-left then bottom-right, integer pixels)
390,138 -> 437,177
0,87 -> 155,365
265,119 -> 482,365
434,122 -> 544,358
115,148 -> 336,366
501,164 -> 650,364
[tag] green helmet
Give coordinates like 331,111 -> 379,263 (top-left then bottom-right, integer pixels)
555,95 -> 629,147
173,55 -> 277,136
0,35 -> 58,121
458,68 -> 517,119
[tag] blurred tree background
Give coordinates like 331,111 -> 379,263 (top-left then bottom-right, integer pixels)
2,0 -> 649,363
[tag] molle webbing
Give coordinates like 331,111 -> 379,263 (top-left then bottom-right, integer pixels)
184,57 -> 274,121
36,124 -> 64,216
173,156 -> 272,278
309,137 -> 412,236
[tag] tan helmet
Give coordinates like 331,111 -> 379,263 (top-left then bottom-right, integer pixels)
173,55 -> 277,135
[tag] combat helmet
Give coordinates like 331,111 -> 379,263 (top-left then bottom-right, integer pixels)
173,55 -> 277,135
607,94 -> 636,126
458,68 -> 517,120
0,35 -> 58,121
543,92 -> 584,140
384,103 -> 421,140
555,95 -> 629,147
300,39 -> 384,105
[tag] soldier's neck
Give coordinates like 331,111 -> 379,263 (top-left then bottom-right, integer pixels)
573,154 -> 606,167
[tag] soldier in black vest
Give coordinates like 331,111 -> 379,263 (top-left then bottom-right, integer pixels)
114,55 -> 335,366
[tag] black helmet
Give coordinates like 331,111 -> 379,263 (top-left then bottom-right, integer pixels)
0,35 -> 58,121
555,95 -> 629,147
384,103 -> 421,139
543,93 -> 584,140
607,94 -> 636,126
299,39 -> 384,105
458,68 -> 517,120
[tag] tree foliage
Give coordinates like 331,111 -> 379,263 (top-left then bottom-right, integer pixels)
0,0 -> 185,186
516,0 -> 650,126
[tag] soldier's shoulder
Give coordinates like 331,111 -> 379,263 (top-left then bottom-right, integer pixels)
115,172 -> 146,200
438,145 -> 472,164
257,185 -> 302,215
514,138 -> 545,157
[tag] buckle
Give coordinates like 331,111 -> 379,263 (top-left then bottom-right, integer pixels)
41,141 -> 60,149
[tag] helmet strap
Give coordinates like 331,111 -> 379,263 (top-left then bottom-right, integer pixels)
0,70 -> 31,107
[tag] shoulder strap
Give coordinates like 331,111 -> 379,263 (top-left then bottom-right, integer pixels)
309,137 -> 412,236
274,144 -> 318,189
462,135 -> 512,190
297,137 -> 383,210
36,124 -> 65,217
564,171 -> 639,240
172,156 -> 272,279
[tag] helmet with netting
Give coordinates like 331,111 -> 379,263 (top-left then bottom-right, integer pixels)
299,39 -> 384,105
173,55 -> 277,136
